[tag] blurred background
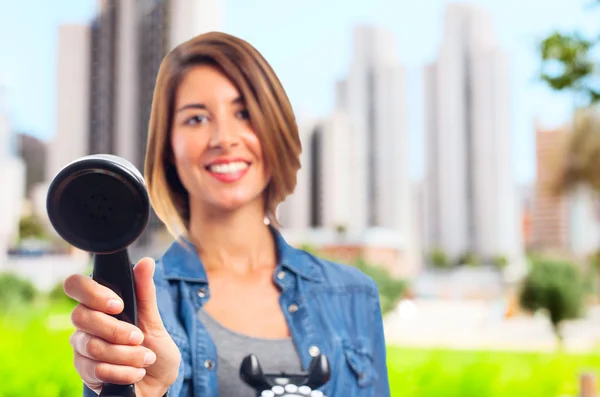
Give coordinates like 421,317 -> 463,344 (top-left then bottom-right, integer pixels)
1,0 -> 599,396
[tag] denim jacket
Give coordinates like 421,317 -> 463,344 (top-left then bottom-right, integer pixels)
84,227 -> 390,397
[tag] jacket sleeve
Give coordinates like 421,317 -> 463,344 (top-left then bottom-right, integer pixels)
83,384 -> 96,397
153,261 -> 191,397
369,281 -> 391,397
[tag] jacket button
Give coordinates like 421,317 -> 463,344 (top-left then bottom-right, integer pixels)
277,271 -> 286,280
197,288 -> 207,298
288,303 -> 299,313
204,359 -> 215,370
308,345 -> 320,357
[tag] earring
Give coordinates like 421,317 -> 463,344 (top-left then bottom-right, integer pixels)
263,216 -> 270,225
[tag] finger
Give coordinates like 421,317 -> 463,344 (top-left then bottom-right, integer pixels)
133,258 -> 165,332
74,351 -> 147,386
64,274 -> 124,315
71,305 -> 144,345
70,330 -> 157,368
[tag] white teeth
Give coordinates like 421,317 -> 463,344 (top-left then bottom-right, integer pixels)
208,161 -> 249,174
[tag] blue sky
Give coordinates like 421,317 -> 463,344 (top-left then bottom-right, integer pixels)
0,0 -> 597,183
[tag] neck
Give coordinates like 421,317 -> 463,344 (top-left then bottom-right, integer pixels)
187,201 -> 276,274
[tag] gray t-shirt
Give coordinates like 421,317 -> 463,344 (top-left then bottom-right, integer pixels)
197,309 -> 304,396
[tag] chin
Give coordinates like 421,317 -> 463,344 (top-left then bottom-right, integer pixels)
210,194 -> 259,213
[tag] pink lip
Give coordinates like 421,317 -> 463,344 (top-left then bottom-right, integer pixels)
204,158 -> 251,183
207,167 -> 249,183
205,157 -> 250,167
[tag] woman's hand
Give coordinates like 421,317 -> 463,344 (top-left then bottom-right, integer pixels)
64,257 -> 181,397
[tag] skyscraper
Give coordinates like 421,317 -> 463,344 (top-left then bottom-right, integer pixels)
0,86 -> 26,263
336,25 -> 410,235
424,3 -> 523,266
168,0 -> 222,50
278,112 -> 354,230
531,122 -> 570,251
47,24 -> 90,181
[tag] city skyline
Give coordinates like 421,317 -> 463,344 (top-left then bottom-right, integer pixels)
0,0 -> 597,185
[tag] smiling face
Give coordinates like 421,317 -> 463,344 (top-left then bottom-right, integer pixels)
170,64 -> 271,215
145,32 -> 304,236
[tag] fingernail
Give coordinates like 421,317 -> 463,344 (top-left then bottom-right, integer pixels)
137,368 -> 146,378
129,330 -> 144,344
144,351 -> 157,365
106,299 -> 122,311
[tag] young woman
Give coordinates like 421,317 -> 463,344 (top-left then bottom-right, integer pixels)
64,31 -> 390,397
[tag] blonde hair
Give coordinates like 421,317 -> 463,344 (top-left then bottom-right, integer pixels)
144,32 -> 301,238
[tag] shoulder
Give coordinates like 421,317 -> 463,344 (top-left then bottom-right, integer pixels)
293,247 -> 379,298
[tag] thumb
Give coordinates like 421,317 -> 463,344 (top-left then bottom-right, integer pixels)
133,257 -> 165,332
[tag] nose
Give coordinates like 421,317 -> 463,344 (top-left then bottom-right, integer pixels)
208,117 -> 239,149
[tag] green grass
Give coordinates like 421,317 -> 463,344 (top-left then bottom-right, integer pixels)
0,302 -> 598,397
387,346 -> 600,397
0,299 -> 82,397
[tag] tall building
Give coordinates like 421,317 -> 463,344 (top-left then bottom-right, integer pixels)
87,0 -> 170,170
0,86 -> 26,264
168,0 -> 222,50
16,133 -> 47,198
423,3 -> 523,268
335,25 -> 410,235
530,123 -> 570,251
278,112 -> 354,230
277,121 -> 313,230
47,24 -> 90,181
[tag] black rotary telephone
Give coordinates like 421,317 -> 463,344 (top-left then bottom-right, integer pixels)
47,154 -> 150,397
240,353 -> 331,396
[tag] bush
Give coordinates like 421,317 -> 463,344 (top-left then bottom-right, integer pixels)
48,280 -> 77,307
0,272 -> 38,313
428,248 -> 450,270
491,255 -> 508,270
518,259 -> 585,347
352,258 -> 408,315
456,251 -> 479,267
19,214 -> 48,240
298,243 -> 408,315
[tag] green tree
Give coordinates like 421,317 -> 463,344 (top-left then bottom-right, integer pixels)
492,254 -> 509,271
334,224 -> 348,240
18,214 -> 47,240
518,259 -> 585,348
298,243 -> 408,314
48,280 -> 77,306
352,258 -> 407,315
428,248 -> 450,270
456,251 -> 479,267
0,272 -> 38,313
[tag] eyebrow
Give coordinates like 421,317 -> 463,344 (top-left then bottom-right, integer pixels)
176,96 -> 245,112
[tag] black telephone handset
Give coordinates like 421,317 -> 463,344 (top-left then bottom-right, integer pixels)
47,154 -> 150,397
240,354 -> 331,397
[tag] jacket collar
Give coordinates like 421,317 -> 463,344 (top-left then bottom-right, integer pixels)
160,225 -> 324,283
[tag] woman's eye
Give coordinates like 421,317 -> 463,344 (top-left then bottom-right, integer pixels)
185,115 -> 208,125
236,109 -> 250,120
